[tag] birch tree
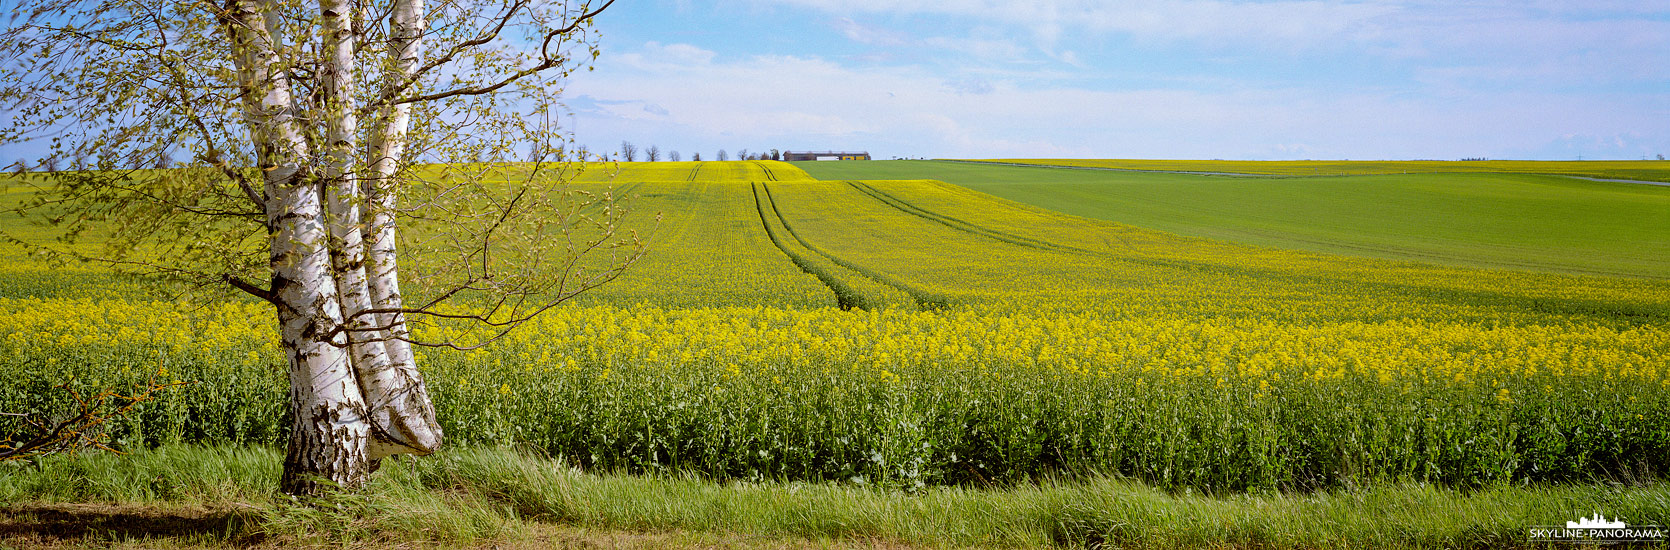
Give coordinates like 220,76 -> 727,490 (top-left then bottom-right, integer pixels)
1,0 -> 639,496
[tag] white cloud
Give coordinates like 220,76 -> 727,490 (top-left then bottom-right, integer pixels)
833,17 -> 911,47
761,0 -> 1397,49
620,41 -> 717,67
919,35 -> 1029,63
760,0 -> 1670,78
568,43 -> 1659,159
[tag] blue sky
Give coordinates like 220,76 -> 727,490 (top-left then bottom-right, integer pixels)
563,0 -> 1670,160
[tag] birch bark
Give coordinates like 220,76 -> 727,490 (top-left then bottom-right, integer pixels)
365,0 -> 423,370
318,0 -> 439,461
223,0 -> 374,494
358,0 -> 444,457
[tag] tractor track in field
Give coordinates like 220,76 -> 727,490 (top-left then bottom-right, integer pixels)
756,162 -> 780,182
846,181 -> 1097,256
750,183 -> 862,309
841,180 -> 1181,269
755,182 -> 946,310
749,183 -> 919,310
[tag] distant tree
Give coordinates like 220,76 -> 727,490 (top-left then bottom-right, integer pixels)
737,149 -> 750,161
717,149 -> 728,161
769,149 -> 780,161
1658,154 -> 1665,161
577,145 -> 590,161
668,151 -> 681,162
692,152 -> 701,161
621,141 -> 637,162
646,145 -> 660,162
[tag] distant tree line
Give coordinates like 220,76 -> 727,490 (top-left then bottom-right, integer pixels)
612,141 -> 782,162
9,148 -> 179,173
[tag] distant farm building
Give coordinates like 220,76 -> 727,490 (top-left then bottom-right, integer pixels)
784,151 -> 870,161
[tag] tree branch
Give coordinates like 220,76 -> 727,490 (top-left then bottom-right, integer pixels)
0,378 -> 190,462
377,0 -> 614,108
224,274 -> 279,306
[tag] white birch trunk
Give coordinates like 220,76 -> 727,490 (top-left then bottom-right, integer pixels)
322,0 -> 440,459
357,0 -> 443,457
365,0 -> 423,369
225,0 -> 374,495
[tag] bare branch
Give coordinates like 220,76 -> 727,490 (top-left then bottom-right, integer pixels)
0,377 -> 191,462
224,274 -> 280,305
380,0 -> 614,108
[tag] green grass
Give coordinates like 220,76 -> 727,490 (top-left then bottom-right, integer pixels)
6,444 -> 1669,549
792,160 -> 1670,279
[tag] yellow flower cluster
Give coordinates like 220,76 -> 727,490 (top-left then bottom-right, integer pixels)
412,304 -> 1669,390
0,297 -> 277,364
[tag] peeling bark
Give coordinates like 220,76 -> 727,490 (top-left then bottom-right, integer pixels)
279,361 -> 374,495
357,0 -> 444,458
364,0 -> 424,374
320,0 -> 437,460
226,0 -> 374,494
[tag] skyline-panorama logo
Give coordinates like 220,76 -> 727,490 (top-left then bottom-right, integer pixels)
1529,513 -> 1666,544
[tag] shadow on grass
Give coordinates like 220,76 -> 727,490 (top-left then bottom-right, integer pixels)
0,503 -> 263,547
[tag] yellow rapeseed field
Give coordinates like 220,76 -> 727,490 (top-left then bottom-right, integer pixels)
3,160 -> 1666,490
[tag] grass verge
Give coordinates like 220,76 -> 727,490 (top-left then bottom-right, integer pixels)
4,444 -> 1667,548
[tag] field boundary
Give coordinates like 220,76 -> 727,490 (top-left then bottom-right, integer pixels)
937,159 -> 1670,185
847,180 -> 1095,255
935,158 -> 1291,178
839,179 -> 1670,319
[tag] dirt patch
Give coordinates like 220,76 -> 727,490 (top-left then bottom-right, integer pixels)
0,503 -> 952,550
0,502 -> 263,549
